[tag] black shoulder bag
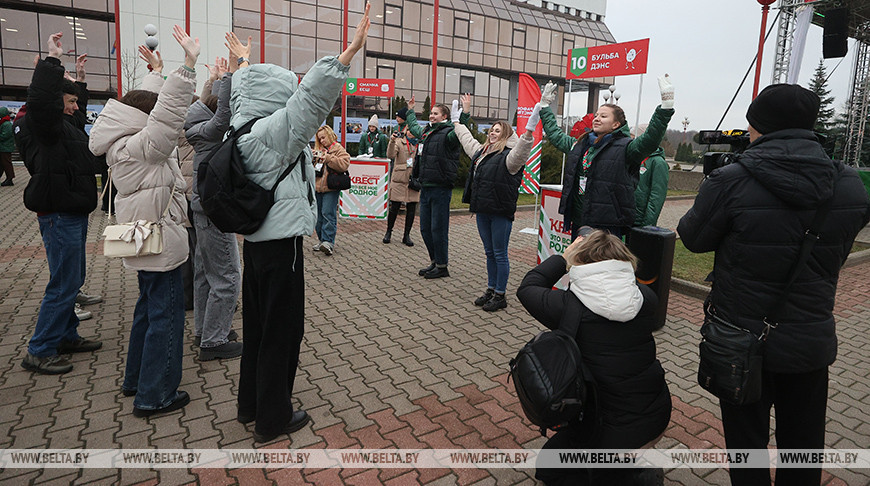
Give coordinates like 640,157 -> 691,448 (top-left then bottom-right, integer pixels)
698,196 -> 833,405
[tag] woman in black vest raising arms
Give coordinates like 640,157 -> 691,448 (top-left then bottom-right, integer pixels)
404,96 -> 463,279
540,75 -> 675,239
453,94 -> 536,311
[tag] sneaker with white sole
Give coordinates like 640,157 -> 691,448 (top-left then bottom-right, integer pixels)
320,241 -> 334,256
74,303 -> 92,321
312,241 -> 323,252
76,291 -> 103,306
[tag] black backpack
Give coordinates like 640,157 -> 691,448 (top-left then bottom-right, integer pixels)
197,117 -> 303,235
509,298 -> 598,436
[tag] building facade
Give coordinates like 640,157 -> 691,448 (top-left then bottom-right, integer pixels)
1,0 -> 614,124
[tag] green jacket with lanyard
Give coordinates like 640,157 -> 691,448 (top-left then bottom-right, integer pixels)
358,130 -> 389,157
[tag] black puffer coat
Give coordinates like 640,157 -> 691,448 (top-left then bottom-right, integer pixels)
678,129 -> 870,374
517,255 -> 672,448
15,57 -> 96,214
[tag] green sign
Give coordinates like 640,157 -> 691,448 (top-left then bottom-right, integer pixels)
345,78 -> 358,95
569,48 -> 588,77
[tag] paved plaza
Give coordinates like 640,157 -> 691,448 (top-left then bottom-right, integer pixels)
0,172 -> 868,485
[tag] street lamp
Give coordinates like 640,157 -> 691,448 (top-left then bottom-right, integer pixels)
682,117 -> 690,143
602,91 -> 611,103
613,92 -> 621,105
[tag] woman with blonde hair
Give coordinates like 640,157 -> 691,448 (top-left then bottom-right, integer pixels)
453,94 -> 536,311
312,125 -> 350,256
517,227 -> 671,484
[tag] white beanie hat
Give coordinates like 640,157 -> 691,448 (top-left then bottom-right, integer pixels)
368,114 -> 379,128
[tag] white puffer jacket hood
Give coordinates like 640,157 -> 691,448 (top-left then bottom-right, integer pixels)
568,259 -> 644,322
89,67 -> 195,272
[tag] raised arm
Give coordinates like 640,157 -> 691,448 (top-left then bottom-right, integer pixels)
138,45 -> 165,93
185,71 -> 233,144
626,75 -> 676,167
404,96 -> 424,139
26,33 -> 66,138
516,255 -> 572,331
125,25 -> 199,164
505,103 -> 541,175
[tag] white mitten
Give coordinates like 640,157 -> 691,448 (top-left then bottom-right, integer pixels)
450,99 -> 462,123
540,81 -> 557,108
658,74 -> 674,109
525,103 -> 542,132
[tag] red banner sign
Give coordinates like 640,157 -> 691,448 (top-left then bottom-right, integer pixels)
516,73 -> 543,195
344,78 -> 395,97
566,38 -> 649,80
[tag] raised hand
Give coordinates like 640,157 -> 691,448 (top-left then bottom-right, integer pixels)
173,24 -> 200,69
225,32 -> 252,72
461,93 -> 471,113
206,58 -> 220,80
525,103 -> 542,132
540,81 -> 557,108
217,57 -> 229,76
63,70 -> 76,82
75,53 -> 87,82
407,95 -> 416,111
138,45 -> 163,73
658,74 -> 674,109
338,2 -> 371,66
47,32 -> 64,59
450,99 -> 462,123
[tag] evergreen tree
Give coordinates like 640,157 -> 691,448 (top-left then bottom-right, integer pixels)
807,60 -> 835,133
422,96 -> 431,120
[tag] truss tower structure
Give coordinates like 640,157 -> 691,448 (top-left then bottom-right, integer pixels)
771,0 -> 870,166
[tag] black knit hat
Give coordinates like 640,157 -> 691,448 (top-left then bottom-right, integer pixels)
746,84 -> 820,134
396,107 -> 408,120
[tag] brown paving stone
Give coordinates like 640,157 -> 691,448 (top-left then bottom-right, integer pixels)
317,423 -> 361,449
431,412 -> 474,440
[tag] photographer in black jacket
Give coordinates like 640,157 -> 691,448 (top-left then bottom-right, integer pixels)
15,33 -> 101,375
678,84 -> 870,486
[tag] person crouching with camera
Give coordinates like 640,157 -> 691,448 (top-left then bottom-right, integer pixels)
517,228 -> 671,485
678,84 -> 870,486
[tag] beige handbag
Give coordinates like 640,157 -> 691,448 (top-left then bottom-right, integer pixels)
101,169 -> 170,258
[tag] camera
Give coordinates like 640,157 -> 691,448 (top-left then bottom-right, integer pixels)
696,129 -> 751,176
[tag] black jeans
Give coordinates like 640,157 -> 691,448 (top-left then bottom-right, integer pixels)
720,367 -> 829,486
239,236 -> 305,437
386,200 -> 417,236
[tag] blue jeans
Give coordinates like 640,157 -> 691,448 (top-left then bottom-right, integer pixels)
123,268 -> 185,410
192,210 -> 241,348
28,213 -> 88,357
419,186 -> 452,265
315,191 -> 339,244
476,213 -> 513,293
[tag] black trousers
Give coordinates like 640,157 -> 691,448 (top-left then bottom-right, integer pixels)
239,236 -> 305,437
720,367 -> 829,486
386,200 -> 417,236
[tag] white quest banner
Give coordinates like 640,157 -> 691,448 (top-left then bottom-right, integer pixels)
338,158 -> 391,220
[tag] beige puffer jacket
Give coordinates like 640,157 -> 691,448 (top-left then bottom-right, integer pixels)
89,67 -> 195,272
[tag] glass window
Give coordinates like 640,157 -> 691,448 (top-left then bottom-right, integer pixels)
498,20 -> 511,45
474,72 -> 487,97
454,18 -> 468,38
4,68 -> 34,86
264,0 -> 291,15
235,0 -> 261,9
563,37 -> 574,55
319,23 -> 341,40
74,0 -> 107,10
291,2 -> 316,19
234,9 -> 259,30
538,27 -> 551,53
384,25 -> 402,41
385,4 -> 402,27
1,9 -> 39,51
265,31 -> 289,66
319,0 -> 342,8
318,6 -> 341,24
317,39 -> 341,61
2,49 -> 39,69
525,26 -> 538,50
469,15 -> 484,41
76,18 -> 109,58
512,28 -> 525,49
377,65 -> 394,81
396,61 -> 411,89
403,1 -> 421,30
420,4 -> 433,34
290,18 -> 317,37
290,35 -> 315,73
444,67 -> 458,94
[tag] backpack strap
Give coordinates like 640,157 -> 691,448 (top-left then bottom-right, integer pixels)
270,151 -> 305,194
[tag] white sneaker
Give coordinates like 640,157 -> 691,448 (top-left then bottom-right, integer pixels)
76,291 -> 103,306
321,241 -> 334,256
74,303 -> 93,321
312,241 -> 323,252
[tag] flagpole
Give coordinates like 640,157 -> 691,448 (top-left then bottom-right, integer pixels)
634,73 -> 644,133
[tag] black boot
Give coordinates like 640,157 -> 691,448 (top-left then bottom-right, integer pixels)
418,262 -> 436,276
383,230 -> 392,244
482,292 -> 507,311
474,288 -> 494,306
402,234 -> 414,246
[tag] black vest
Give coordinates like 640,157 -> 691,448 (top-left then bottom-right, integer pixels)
417,124 -> 459,187
463,147 -> 522,219
560,135 -> 637,230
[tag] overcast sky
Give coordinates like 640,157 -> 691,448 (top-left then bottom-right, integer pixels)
565,0 -> 857,133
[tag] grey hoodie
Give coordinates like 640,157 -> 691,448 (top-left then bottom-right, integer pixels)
184,73 -> 232,212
